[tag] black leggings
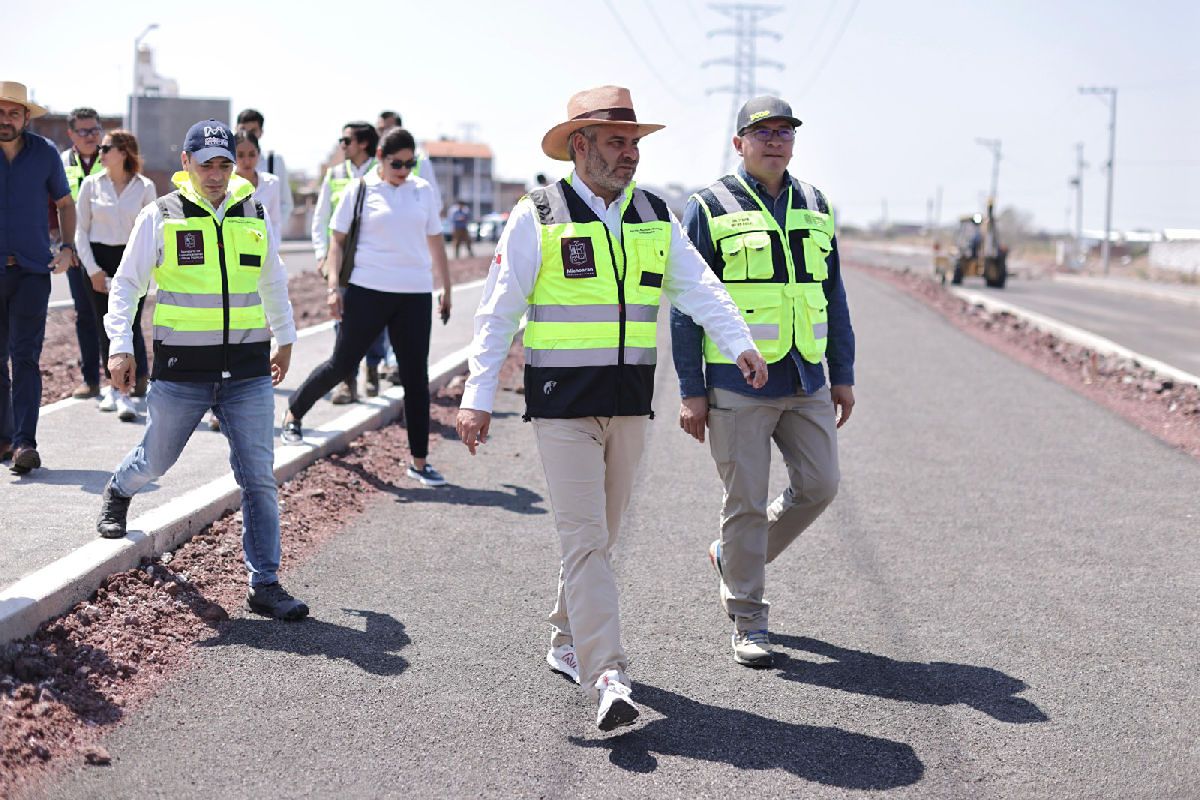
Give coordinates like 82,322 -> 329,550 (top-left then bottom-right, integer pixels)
84,242 -> 148,380
289,284 -> 432,458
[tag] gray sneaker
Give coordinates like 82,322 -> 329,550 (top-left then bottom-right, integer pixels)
732,628 -> 774,668
407,463 -> 446,486
247,582 -> 309,621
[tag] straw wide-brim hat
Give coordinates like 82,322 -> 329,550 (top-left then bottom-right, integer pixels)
541,86 -> 664,161
0,82 -> 48,118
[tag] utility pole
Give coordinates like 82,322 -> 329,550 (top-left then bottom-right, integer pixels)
975,137 -> 1002,206
1068,142 -> 1086,268
130,23 -> 158,138
1079,86 -> 1117,275
703,3 -> 783,174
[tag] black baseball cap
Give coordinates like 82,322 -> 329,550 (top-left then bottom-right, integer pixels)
736,96 -> 802,135
183,119 -> 236,163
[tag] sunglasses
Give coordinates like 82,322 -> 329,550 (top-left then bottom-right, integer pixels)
74,127 -> 103,137
388,159 -> 418,170
99,143 -> 120,153
338,137 -> 354,146
746,127 -> 796,143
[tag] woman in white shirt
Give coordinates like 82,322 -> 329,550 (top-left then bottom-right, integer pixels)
75,130 -> 157,421
234,131 -> 282,228
282,128 -> 452,485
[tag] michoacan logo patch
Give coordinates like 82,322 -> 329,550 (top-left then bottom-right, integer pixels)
561,237 -> 597,279
176,231 -> 205,266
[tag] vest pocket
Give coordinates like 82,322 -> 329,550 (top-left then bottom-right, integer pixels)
720,232 -> 773,281
230,223 -> 268,273
719,236 -> 747,281
803,230 -> 832,282
796,290 -> 829,362
634,239 -> 666,289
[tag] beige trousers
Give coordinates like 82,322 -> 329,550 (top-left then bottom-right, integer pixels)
706,386 -> 840,631
534,415 -> 648,699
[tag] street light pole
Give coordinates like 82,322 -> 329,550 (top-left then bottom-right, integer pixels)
1080,86 -> 1117,275
131,24 -> 159,138
975,137 -> 1002,205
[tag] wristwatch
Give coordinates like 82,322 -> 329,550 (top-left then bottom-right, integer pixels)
60,243 -> 76,254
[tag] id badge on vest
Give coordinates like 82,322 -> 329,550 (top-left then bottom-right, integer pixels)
561,237 -> 597,279
176,230 -> 206,266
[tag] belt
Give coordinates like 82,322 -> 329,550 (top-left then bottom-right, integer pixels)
5,256 -> 17,268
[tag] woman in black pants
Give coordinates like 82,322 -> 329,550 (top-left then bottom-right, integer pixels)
281,128 -> 451,486
75,129 -> 157,421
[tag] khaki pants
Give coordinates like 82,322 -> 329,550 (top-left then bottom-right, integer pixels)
707,386 -> 840,631
534,415 -> 647,699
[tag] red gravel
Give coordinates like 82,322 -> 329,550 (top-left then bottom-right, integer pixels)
35,255 -> 493,407
848,261 -> 1200,459
1,255 -> 505,799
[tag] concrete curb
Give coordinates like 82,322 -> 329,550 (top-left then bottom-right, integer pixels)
0,345 -> 472,645
950,286 -> 1200,390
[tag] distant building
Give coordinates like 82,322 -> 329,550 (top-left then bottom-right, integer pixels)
424,139 -> 494,218
129,96 -> 231,195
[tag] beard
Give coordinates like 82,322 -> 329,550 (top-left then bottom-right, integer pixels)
585,146 -> 637,195
0,120 -> 24,143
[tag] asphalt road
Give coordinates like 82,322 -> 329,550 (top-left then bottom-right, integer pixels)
42,269 -> 1200,798
842,241 -> 1200,377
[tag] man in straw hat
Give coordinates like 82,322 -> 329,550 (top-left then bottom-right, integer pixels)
672,96 -> 855,668
456,85 -> 767,730
0,81 -> 78,475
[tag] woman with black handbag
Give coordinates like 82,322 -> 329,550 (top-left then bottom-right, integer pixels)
281,128 -> 451,485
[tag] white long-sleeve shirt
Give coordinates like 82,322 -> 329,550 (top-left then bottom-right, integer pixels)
105,180 -> 296,356
74,172 -> 158,275
460,173 -> 756,414
257,148 -> 293,223
248,171 -> 283,234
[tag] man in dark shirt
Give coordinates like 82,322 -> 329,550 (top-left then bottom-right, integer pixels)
0,81 -> 76,474
671,96 -> 855,667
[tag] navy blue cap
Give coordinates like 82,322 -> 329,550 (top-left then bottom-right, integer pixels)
183,119 -> 236,163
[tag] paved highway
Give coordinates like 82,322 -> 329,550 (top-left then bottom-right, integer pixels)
42,269 -> 1200,798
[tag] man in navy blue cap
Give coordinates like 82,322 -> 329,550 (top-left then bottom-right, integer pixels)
96,118 -> 308,621
671,96 -> 856,667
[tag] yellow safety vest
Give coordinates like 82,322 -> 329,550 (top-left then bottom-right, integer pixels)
694,174 -> 835,365
325,158 -> 377,239
152,172 -> 272,381
64,150 -> 103,201
523,177 -> 672,418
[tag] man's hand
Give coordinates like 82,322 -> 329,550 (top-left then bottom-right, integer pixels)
831,384 -> 855,428
108,353 -> 135,393
50,247 -> 74,275
270,344 -> 293,386
326,288 -> 342,321
90,271 -> 108,294
438,290 -> 452,324
736,349 -> 768,389
456,408 -> 492,455
679,396 -> 709,443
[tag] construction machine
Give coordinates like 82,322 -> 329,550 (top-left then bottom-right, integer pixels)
937,199 -> 1007,288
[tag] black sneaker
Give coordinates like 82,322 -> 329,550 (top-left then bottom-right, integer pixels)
280,408 -> 304,445
247,582 -> 309,621
10,446 -> 41,475
365,364 -> 380,397
97,478 -> 132,538
406,463 -> 446,486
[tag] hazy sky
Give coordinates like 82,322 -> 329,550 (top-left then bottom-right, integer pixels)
12,0 -> 1198,232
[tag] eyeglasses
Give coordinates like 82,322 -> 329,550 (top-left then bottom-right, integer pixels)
74,127 -> 103,138
99,143 -> 120,154
745,127 -> 795,143
388,159 -> 418,170
338,137 -> 354,146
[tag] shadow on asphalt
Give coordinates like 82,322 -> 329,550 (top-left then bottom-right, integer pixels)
331,458 -> 548,515
197,608 -> 410,676
14,469 -> 159,495
771,635 -> 1049,724
570,683 -> 923,789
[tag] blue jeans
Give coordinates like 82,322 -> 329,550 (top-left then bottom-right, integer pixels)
111,376 -> 281,586
66,265 -> 101,386
1,268 -> 51,449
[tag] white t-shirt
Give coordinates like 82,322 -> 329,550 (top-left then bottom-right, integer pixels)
332,168 -> 441,294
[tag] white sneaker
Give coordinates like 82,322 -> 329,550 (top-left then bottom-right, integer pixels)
594,669 -> 639,731
546,644 -> 580,684
115,391 -> 138,422
732,628 -> 774,667
97,386 -> 117,412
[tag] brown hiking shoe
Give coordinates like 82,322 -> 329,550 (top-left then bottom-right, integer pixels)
72,382 -> 100,399
331,380 -> 357,405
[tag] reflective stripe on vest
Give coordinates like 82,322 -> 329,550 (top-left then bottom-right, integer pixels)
153,188 -> 270,357
326,158 -> 376,238
695,174 -> 835,365
64,150 -> 103,201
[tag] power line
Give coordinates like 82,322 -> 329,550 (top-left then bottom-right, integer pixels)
601,0 -> 693,104
642,0 -> 696,67
794,0 -> 861,98
704,3 -> 785,173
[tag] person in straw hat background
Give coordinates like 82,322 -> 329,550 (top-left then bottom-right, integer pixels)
456,85 -> 767,731
0,81 -> 78,475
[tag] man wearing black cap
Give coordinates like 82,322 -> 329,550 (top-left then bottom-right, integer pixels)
95,119 -> 308,621
671,96 -> 855,667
